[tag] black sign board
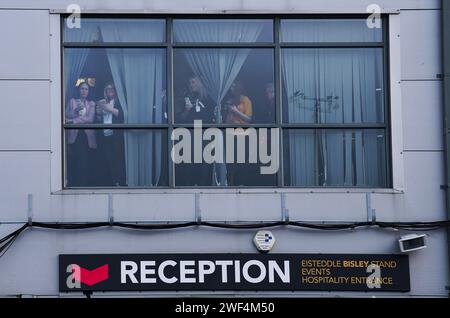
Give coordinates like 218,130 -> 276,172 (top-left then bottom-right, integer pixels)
59,254 -> 410,292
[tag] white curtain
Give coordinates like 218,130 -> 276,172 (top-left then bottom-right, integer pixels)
282,47 -> 384,186
101,23 -> 164,187
174,20 -> 263,185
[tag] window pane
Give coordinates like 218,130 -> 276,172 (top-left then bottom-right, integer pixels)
174,48 -> 275,124
283,129 -> 387,187
65,129 -> 168,187
173,128 -> 278,186
173,19 -> 273,42
64,48 -> 167,124
282,48 -> 384,123
63,18 -> 165,43
280,19 -> 382,42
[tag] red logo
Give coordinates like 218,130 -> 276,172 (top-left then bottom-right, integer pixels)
67,264 -> 109,287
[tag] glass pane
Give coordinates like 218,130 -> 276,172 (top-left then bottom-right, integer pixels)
173,19 -> 273,43
64,48 -> 167,124
173,128 -> 278,186
283,129 -> 387,187
65,129 -> 168,187
280,19 -> 382,42
282,48 -> 384,123
173,48 -> 275,124
63,18 -> 165,43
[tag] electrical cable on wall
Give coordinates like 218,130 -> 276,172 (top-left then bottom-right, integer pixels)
1,220 -> 450,259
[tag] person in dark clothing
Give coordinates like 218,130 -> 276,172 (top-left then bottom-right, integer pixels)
95,82 -> 126,186
175,76 -> 214,186
175,76 -> 214,124
261,82 -> 276,123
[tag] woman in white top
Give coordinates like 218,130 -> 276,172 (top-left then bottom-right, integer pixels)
95,82 -> 126,186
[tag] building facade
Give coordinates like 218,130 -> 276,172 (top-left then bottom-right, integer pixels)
0,0 -> 449,297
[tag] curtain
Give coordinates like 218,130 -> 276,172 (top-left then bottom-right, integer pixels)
280,19 -> 382,43
174,21 -> 263,185
101,22 -> 164,187
282,47 -> 384,186
63,23 -> 100,105
174,21 -> 263,121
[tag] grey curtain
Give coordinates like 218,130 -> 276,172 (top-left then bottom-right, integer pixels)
280,19 -> 382,43
101,23 -> 165,186
282,47 -> 385,186
63,23 -> 100,105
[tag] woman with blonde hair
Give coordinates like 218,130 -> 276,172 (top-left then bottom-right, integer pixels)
176,75 -> 214,123
175,75 -> 214,185
95,82 -> 126,186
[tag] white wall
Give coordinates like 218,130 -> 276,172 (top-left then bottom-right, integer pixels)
0,0 -> 448,297
0,0 -> 441,12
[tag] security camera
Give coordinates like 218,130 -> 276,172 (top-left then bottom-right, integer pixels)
398,234 -> 427,253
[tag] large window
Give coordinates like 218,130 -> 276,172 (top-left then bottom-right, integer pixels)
62,16 -> 389,188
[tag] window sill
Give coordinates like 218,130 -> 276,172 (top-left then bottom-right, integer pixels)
52,187 -> 404,195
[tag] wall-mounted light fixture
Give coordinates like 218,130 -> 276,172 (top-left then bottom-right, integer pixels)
398,234 -> 427,253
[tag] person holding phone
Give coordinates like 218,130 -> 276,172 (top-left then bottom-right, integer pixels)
224,80 -> 253,124
95,82 -> 126,186
65,82 -> 97,187
176,76 -> 214,123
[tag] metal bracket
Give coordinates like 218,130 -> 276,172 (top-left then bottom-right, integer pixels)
27,194 -> 33,226
195,193 -> 201,225
366,193 -> 376,224
108,194 -> 114,226
281,193 -> 290,224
